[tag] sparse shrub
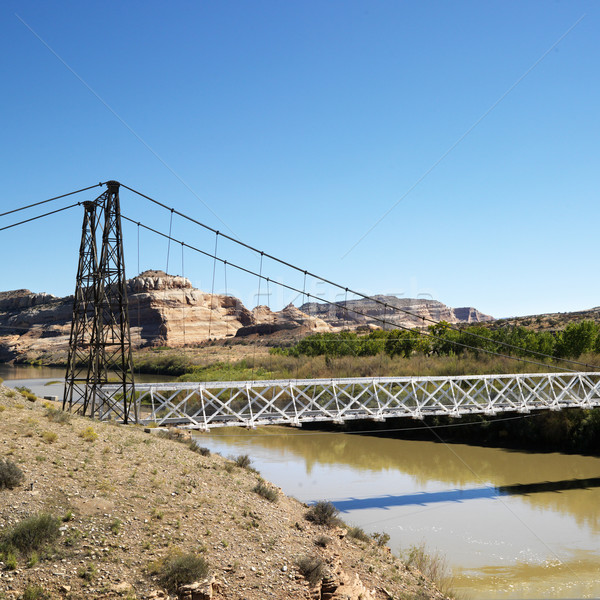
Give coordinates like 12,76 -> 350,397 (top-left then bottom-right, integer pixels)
253,480 -> 278,503
110,518 -> 121,535
296,555 -> 326,587
403,543 -> 453,596
4,550 -> 17,569
16,386 -> 37,402
234,454 -> 252,469
347,526 -> 370,542
223,463 -> 235,474
305,501 -> 340,528
0,513 -> 60,556
41,431 -> 57,444
45,407 -> 71,424
0,405 -> 5,412
6,390 -> 15,398
314,535 -> 331,548
79,426 -> 98,442
185,440 -> 211,456
77,563 -> 97,581
22,585 -> 48,600
27,551 -> 39,567
373,531 -> 390,547
0,458 -> 24,490
154,550 -> 209,592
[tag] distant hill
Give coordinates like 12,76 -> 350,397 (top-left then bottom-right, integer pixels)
300,295 -> 493,330
492,307 -> 600,332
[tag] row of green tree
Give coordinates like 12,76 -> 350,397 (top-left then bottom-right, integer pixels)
272,320 -> 600,360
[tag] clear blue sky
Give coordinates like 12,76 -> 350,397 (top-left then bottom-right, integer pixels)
1,1 -> 598,319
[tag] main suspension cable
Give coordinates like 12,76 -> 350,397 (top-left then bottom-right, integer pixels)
120,214 -> 584,373
0,202 -> 82,232
0,183 -> 104,219
121,183 -> 597,371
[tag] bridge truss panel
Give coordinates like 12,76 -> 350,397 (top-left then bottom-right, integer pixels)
97,372 -> 600,429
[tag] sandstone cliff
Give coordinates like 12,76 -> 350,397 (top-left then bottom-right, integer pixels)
0,272 -> 493,363
300,295 -> 493,330
0,272 -> 323,362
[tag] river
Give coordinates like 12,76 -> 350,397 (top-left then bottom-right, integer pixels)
0,365 -> 175,400
2,366 -> 599,598
193,424 -> 600,599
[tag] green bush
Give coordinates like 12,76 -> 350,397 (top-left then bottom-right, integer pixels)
305,501 -> 340,528
1,513 -> 60,556
234,454 -> 252,469
22,585 -> 48,600
314,535 -> 331,548
295,555 -> 326,587
155,551 -> 209,592
45,407 -> 71,424
77,563 -> 97,581
4,550 -> 17,569
253,480 -> 278,503
0,459 -> 24,490
79,426 -> 98,442
347,526 -> 370,542
15,386 -> 37,402
373,531 -> 390,547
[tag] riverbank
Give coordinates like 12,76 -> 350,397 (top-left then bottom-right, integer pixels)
0,385 -> 451,600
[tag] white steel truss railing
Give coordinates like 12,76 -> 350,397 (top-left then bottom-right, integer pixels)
97,372 -> 600,429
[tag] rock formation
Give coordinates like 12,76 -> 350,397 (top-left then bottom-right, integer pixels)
0,272 -> 493,363
300,295 -> 493,330
0,271 -> 324,362
235,303 -> 332,337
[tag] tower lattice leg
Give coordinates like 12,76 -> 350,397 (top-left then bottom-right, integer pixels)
63,181 -> 136,423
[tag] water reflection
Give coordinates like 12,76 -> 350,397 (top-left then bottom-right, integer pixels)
197,426 -> 600,598
197,426 -> 600,533
333,476 -> 600,511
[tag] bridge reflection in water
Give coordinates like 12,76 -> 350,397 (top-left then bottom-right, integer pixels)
330,476 -> 600,511
98,371 -> 600,429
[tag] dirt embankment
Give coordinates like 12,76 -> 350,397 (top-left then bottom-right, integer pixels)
0,386 -> 449,600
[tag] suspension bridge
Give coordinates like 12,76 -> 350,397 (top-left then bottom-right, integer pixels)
2,181 -> 600,429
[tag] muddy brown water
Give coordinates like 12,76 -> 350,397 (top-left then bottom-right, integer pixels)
3,366 -> 599,598
193,424 -> 600,599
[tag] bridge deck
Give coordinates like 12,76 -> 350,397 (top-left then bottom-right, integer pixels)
97,372 -> 600,429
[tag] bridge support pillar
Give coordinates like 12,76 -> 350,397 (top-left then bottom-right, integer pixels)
63,181 -> 136,423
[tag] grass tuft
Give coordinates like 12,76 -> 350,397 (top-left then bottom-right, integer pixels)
22,585 -> 49,600
253,479 -> 278,502
373,531 -> 390,547
347,526 -> 370,542
15,386 -> 37,402
41,431 -> 57,444
403,542 -> 455,597
44,407 -> 71,424
0,513 -> 60,556
79,426 -> 98,442
314,535 -> 331,548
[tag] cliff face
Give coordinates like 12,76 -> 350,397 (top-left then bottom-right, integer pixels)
300,295 -> 493,330
0,273 -> 493,363
0,272 -> 321,362
126,271 -> 255,347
